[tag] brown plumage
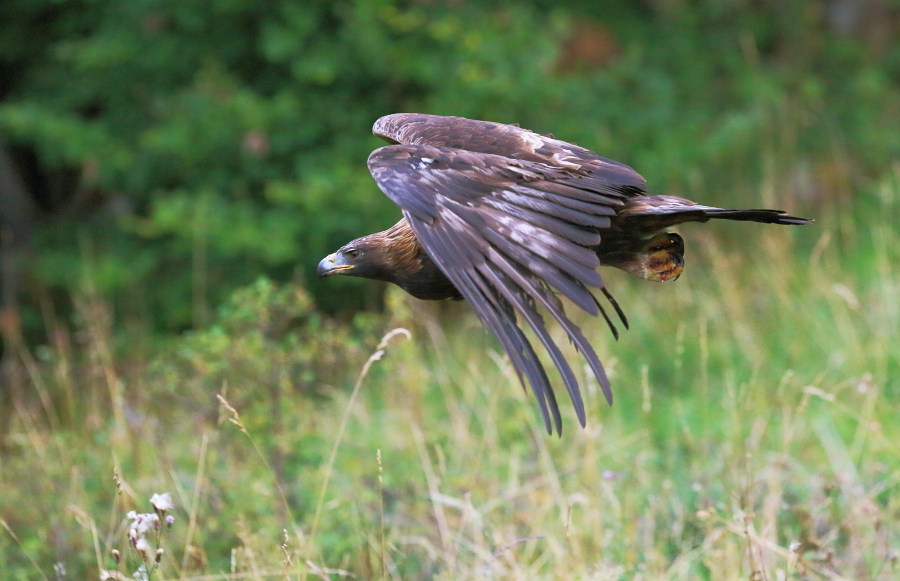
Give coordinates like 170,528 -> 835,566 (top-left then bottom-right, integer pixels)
318,114 -> 811,434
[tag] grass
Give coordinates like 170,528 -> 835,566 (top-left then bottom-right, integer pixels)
2,171 -> 900,580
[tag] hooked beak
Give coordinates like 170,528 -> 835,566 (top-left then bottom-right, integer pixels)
317,253 -> 354,277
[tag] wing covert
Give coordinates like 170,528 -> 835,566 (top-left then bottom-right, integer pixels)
373,113 -> 647,198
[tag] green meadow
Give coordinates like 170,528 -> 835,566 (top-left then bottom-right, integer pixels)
2,2 -> 899,579
4,177 -> 899,579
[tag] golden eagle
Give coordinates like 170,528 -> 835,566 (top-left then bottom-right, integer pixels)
318,114 -> 809,434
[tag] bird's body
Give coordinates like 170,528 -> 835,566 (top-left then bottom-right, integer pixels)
318,114 -> 810,434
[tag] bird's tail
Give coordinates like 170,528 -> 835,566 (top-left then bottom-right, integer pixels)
618,195 -> 812,232
696,208 -> 810,225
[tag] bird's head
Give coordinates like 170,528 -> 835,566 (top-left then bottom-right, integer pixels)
317,235 -> 388,280
317,220 -> 422,282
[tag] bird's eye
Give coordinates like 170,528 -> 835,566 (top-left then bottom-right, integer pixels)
345,249 -> 360,260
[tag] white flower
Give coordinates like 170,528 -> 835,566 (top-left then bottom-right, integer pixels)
149,493 -> 173,513
135,537 -> 152,559
100,571 -> 111,580
127,512 -> 159,535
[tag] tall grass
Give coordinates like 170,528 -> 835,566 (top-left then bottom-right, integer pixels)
2,176 -> 899,579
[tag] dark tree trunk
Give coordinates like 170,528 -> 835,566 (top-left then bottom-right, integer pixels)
0,138 -> 36,434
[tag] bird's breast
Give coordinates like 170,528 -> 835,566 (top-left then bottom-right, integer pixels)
397,255 -> 464,301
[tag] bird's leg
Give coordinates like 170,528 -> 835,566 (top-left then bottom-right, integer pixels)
597,232 -> 685,282
640,232 -> 684,282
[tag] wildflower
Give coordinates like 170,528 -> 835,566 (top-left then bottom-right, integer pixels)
150,493 -> 173,514
112,549 -> 121,564
133,565 -> 149,581
127,512 -> 159,536
122,494 -> 172,576
100,571 -> 111,580
135,537 -> 152,560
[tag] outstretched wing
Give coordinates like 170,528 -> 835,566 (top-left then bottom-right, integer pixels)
373,113 -> 647,200
367,141 -> 629,435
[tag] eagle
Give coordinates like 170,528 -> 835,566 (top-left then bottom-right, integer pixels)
317,114 -> 810,434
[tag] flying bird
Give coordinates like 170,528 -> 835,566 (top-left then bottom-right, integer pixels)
318,114 -> 810,434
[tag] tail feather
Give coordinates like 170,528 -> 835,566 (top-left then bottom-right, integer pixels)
699,208 -> 811,225
619,195 -> 812,232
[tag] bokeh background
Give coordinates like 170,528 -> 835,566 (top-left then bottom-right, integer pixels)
1,1 -> 899,579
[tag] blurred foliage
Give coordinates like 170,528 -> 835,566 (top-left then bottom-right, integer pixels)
2,0 -> 899,333
142,278 -> 370,421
